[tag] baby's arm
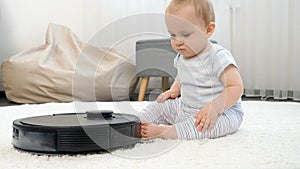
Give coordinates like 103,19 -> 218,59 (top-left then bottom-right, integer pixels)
194,64 -> 243,131
156,76 -> 181,103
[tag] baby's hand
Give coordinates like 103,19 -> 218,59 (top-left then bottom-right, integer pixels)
156,89 -> 179,103
194,104 -> 219,132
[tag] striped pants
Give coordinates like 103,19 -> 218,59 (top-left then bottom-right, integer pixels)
137,97 -> 244,140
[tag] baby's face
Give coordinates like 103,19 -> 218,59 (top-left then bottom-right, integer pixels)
166,5 -> 210,59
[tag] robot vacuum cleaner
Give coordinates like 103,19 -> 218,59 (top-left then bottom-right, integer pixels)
12,110 -> 141,154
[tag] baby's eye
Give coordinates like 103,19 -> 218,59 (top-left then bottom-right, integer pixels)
169,34 -> 176,38
182,33 -> 191,38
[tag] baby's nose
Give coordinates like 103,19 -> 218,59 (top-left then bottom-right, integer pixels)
174,38 -> 184,46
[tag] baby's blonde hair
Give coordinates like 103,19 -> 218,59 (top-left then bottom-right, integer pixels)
166,0 -> 215,26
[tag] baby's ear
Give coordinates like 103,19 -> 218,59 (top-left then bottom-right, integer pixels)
206,22 -> 216,37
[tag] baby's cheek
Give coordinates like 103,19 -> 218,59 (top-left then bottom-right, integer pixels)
191,38 -> 208,53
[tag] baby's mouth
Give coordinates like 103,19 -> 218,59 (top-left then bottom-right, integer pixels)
177,48 -> 186,51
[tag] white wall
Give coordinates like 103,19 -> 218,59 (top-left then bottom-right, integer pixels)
0,0 -> 84,56
0,0 -> 173,56
210,0 -> 232,51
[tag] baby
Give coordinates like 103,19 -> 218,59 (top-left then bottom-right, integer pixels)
138,0 -> 244,140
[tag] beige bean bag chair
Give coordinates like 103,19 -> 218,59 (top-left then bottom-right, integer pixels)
1,23 -> 137,103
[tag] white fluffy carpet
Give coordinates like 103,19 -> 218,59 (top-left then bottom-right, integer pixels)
0,101 -> 300,169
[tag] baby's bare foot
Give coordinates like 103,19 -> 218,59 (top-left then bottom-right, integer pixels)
140,120 -> 169,140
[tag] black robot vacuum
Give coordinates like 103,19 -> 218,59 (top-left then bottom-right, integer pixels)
12,110 -> 141,154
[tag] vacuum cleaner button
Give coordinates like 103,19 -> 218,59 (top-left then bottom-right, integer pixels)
86,110 -> 113,119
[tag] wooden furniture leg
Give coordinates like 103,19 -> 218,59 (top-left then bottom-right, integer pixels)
138,77 -> 150,101
162,77 -> 169,92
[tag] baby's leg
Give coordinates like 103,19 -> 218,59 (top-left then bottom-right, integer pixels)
138,101 -> 168,125
137,98 -> 181,125
138,98 -> 182,139
175,108 -> 243,140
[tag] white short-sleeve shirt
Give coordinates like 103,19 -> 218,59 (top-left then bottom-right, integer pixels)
174,43 -> 239,111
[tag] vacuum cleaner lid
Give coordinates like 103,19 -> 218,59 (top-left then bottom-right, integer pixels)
18,110 -> 139,128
